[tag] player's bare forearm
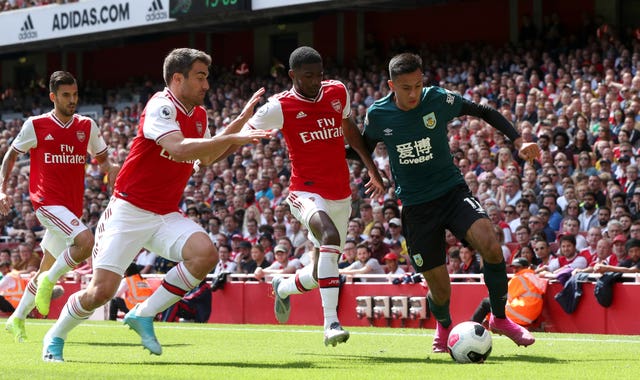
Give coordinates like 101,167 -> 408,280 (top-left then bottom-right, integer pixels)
0,149 -> 18,215
222,87 -> 266,134
343,118 -> 385,198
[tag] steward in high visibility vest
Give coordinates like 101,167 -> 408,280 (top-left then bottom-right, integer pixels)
471,257 -> 547,327
0,265 -> 29,311
109,263 -> 152,320
505,258 -> 548,325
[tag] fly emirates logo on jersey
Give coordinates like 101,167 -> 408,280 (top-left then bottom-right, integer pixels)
159,148 -> 196,164
44,144 -> 86,164
396,137 -> 433,165
299,118 -> 343,143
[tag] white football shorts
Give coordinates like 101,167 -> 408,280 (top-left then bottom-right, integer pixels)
92,197 -> 206,276
286,191 -> 351,248
36,205 -> 88,258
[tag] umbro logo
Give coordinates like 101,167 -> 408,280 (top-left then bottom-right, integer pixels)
45,134 -> 54,141
383,128 -> 393,136
148,0 -> 163,12
296,111 -> 307,119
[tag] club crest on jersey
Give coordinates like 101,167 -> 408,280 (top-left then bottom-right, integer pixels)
331,99 -> 342,113
412,254 -> 424,267
196,122 -> 203,135
76,131 -> 86,142
70,219 -> 79,226
423,112 -> 436,129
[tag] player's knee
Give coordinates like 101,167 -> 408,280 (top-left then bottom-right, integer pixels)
320,228 -> 341,246
75,231 -> 95,254
85,284 -> 117,308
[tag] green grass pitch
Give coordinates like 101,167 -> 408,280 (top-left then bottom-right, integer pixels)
3,319 -> 639,379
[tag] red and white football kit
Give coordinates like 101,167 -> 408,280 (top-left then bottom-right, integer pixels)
248,80 -> 352,247
11,112 -> 107,254
93,88 -> 210,275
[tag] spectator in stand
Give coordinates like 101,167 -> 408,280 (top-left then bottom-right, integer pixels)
587,174 -> 607,207
541,193 -> 563,232
592,238 -> 640,274
367,225 -> 391,263
573,238 -> 612,274
487,205 -> 513,244
624,163 -> 639,200
537,234 -> 587,277
559,217 -> 587,251
597,206 -> 612,229
339,243 -> 385,282
338,239 -> 358,269
510,197 -> 531,231
503,205 -> 518,228
360,203 -> 375,235
12,243 -> 39,274
532,239 -> 554,271
455,246 -> 482,281
578,191 -> 599,231
511,244 -> 539,269
383,252 -> 405,277
211,244 -> 236,276
605,219 -> 624,239
254,244 -> 302,281
580,227 -> 602,259
609,234 -> 629,266
287,218 -> 307,250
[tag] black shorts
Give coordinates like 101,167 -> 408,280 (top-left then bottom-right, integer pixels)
402,184 -> 488,272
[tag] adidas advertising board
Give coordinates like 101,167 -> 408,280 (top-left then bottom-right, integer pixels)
0,0 -> 173,48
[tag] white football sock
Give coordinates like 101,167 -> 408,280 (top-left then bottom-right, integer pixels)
12,278 -> 37,320
47,248 -> 79,282
317,245 -> 341,329
135,262 -> 200,317
47,292 -> 92,341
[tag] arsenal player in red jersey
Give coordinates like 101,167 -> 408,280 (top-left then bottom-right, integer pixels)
247,46 -> 384,346
0,71 -> 118,343
42,48 -> 269,362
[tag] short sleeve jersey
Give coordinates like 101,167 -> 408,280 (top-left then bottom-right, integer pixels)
364,87 -> 464,205
248,80 -> 351,200
12,112 -> 107,217
114,88 -> 210,214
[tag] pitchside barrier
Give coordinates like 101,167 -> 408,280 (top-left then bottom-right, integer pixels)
36,272 -> 640,335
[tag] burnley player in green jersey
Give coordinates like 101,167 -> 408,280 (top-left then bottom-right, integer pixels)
363,53 -> 540,353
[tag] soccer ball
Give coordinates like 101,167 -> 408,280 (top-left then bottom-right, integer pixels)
447,321 -> 492,364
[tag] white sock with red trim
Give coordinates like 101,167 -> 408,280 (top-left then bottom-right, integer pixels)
277,264 -> 318,298
46,248 -> 79,282
47,292 -> 92,340
12,277 -> 37,319
317,245 -> 341,329
135,262 -> 200,317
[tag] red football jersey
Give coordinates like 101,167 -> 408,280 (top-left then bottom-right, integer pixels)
249,80 -> 351,200
12,112 -> 107,217
114,88 -> 209,215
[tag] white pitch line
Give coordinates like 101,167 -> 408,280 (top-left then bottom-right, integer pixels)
17,320 -> 640,344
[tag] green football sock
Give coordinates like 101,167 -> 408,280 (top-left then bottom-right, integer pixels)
427,294 -> 451,328
483,260 -> 508,318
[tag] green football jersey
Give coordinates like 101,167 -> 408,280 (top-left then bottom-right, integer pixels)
364,86 -> 465,205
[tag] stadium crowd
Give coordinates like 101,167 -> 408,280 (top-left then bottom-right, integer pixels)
0,0 -> 77,12
1,14 -> 640,285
